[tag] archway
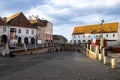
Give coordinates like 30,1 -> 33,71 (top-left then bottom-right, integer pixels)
18,37 -> 22,44
1,35 -> 8,43
24,37 -> 28,44
31,38 -> 35,44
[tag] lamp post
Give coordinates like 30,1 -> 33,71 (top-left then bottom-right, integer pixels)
100,19 -> 104,53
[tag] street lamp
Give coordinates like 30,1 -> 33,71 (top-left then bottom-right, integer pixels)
100,19 -> 104,53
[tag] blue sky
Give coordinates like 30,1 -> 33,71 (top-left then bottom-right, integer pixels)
1,0 -> 120,41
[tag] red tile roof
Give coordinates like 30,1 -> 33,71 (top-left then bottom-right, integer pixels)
0,17 -> 6,25
6,12 -> 34,28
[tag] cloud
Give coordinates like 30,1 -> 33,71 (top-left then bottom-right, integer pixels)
1,0 -> 120,40
47,0 -> 120,8
25,0 -> 120,40
0,0 -> 45,16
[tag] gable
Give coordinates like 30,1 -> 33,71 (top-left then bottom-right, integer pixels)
6,12 -> 33,28
0,17 -> 6,25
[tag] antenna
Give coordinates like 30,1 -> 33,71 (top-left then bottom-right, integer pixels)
29,16 -> 32,20
32,15 -> 39,19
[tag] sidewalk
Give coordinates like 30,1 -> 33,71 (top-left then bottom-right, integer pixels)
107,53 -> 120,68
0,51 -> 120,80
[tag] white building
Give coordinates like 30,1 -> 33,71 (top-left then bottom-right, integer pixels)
6,12 -> 37,45
0,18 -> 9,44
8,26 -> 37,44
72,22 -> 120,47
0,12 -> 53,47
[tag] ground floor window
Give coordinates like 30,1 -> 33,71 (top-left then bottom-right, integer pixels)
18,37 -> 22,44
1,35 -> 7,43
24,37 -> 28,44
31,38 -> 35,44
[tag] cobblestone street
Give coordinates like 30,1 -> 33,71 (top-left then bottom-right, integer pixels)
0,51 -> 120,80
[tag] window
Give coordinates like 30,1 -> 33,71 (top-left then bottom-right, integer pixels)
78,40 -> 81,43
18,29 -> 21,34
88,40 -> 91,42
74,40 -> 76,44
113,34 -> 115,37
88,35 -> 90,38
100,34 -> 102,37
74,35 -> 75,38
32,30 -> 34,34
79,35 -> 80,38
26,29 -> 29,34
3,27 -> 6,32
83,40 -> 86,42
83,35 -> 85,38
106,34 -> 108,37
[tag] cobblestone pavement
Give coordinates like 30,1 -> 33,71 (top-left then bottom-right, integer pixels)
0,51 -> 120,80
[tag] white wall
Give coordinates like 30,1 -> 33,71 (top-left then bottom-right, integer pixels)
0,26 -> 8,36
9,26 -> 37,44
72,33 -> 118,44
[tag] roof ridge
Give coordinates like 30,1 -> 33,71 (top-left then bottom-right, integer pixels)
6,12 -> 22,23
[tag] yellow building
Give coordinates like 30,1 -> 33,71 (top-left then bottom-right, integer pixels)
72,22 -> 120,47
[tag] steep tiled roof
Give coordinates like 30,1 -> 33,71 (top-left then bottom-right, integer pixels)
73,22 -> 119,35
6,12 -> 34,28
0,17 -> 6,25
6,13 -> 20,23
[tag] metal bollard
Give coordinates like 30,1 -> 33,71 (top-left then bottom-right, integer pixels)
103,56 -> 107,64
99,54 -> 102,61
111,58 -> 116,69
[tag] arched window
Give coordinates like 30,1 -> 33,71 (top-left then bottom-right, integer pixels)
1,35 -> 8,43
31,38 -> 35,44
18,37 -> 22,44
24,37 -> 28,44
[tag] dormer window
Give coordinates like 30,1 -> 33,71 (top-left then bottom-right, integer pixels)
109,27 -> 112,30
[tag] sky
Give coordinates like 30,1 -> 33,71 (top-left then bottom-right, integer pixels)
1,0 -> 120,41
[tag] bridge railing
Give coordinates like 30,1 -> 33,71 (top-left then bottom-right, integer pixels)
79,43 -> 120,70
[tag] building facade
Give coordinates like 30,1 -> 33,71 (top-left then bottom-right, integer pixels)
72,22 -> 120,47
6,12 -> 37,45
0,12 -> 53,47
0,18 -> 9,45
8,26 -> 37,44
45,21 -> 53,45
30,19 -> 53,46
